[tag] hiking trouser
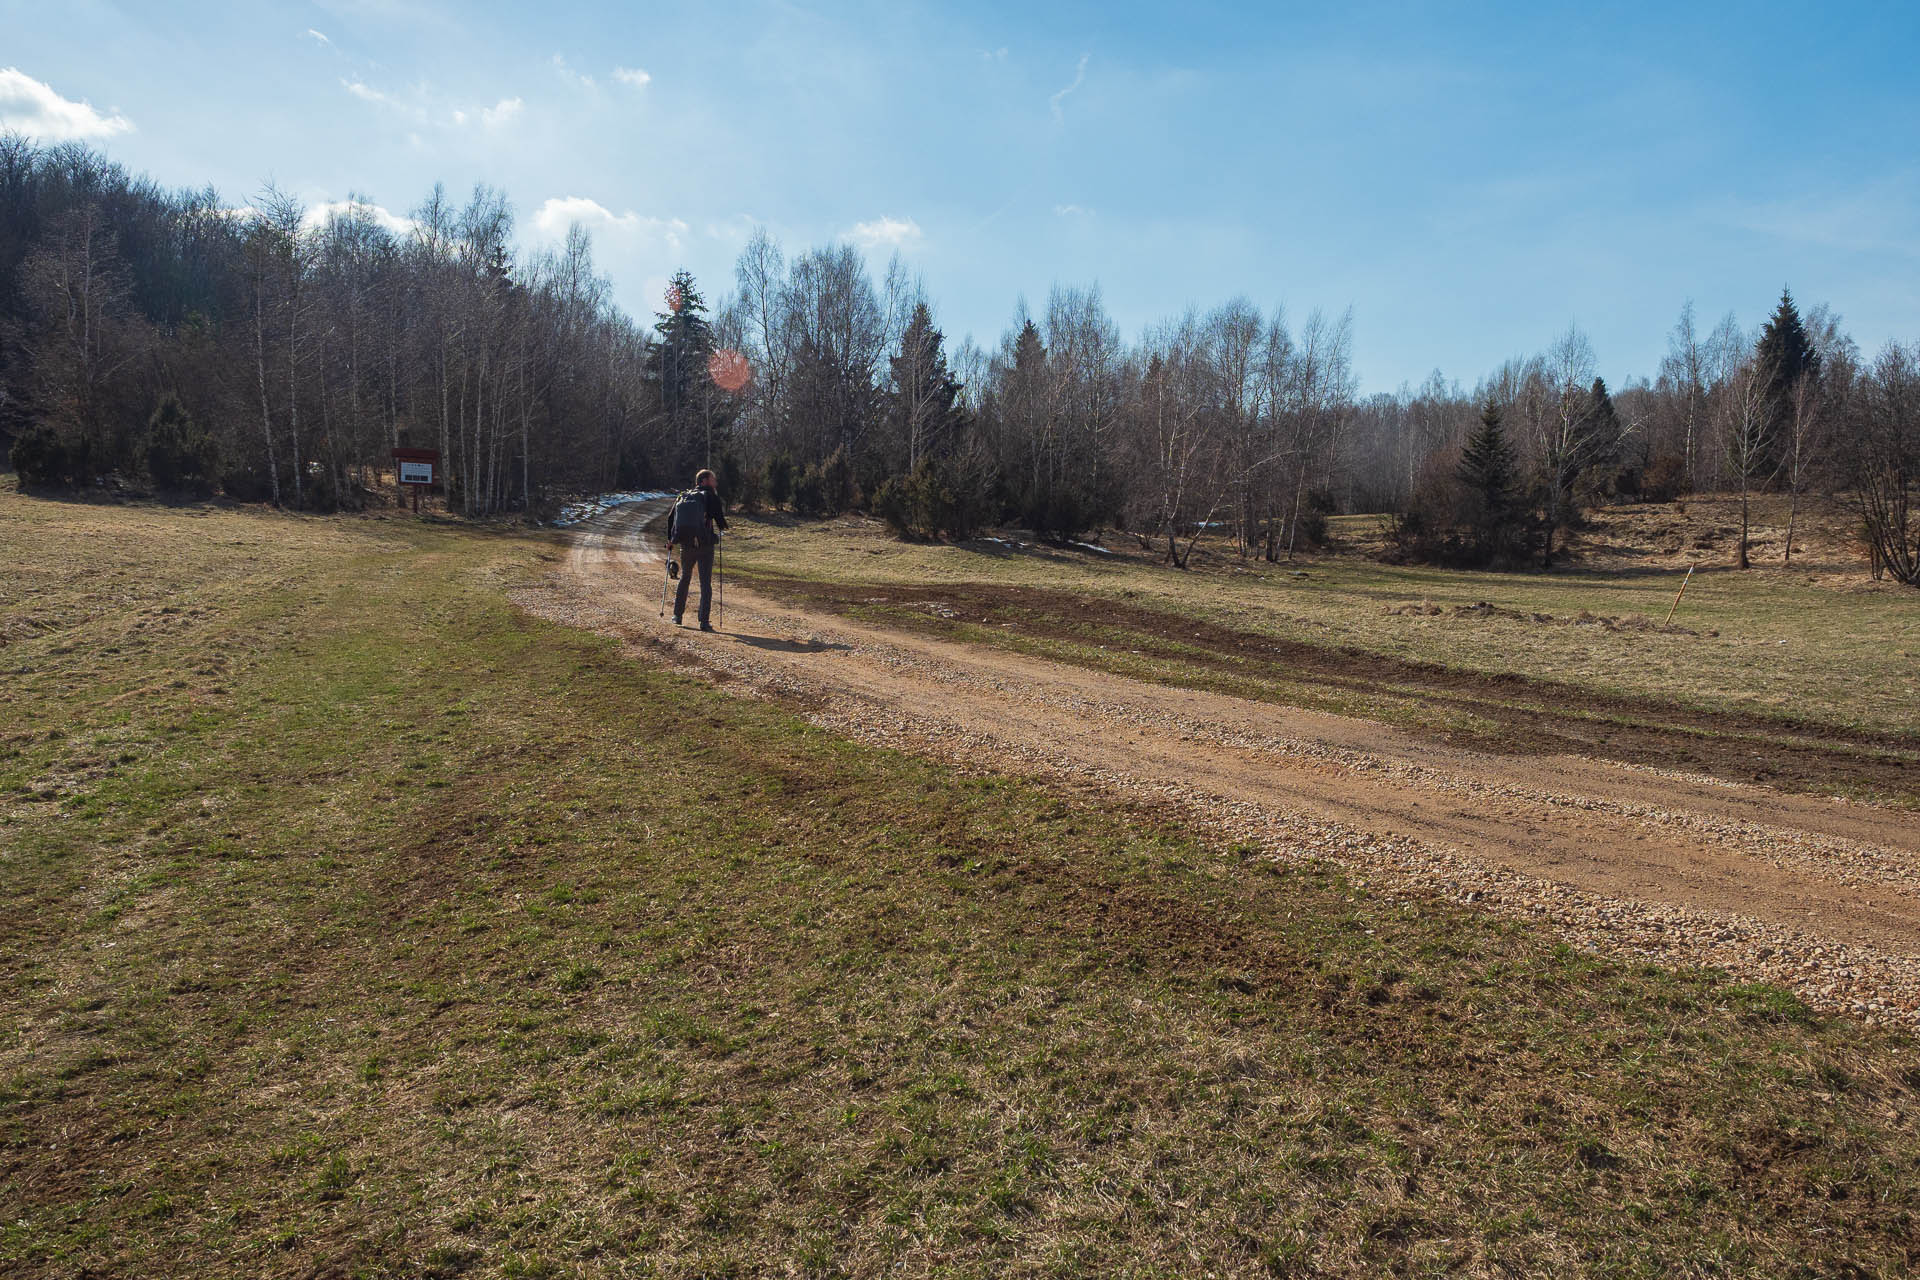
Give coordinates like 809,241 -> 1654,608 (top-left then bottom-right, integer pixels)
673,539 -> 715,624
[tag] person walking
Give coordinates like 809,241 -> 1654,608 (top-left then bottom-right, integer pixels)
667,468 -> 728,631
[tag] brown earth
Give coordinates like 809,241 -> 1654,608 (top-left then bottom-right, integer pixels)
521,500 -> 1920,1026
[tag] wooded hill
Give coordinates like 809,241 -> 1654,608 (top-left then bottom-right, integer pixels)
2,136 -> 1915,581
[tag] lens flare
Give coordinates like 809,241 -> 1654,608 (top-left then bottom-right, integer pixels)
708,349 -> 751,393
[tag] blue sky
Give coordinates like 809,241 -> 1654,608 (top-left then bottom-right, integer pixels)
4,0 -> 1916,393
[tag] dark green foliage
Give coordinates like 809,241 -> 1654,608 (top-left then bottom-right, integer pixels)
821,446 -> 856,514
1573,378 -> 1626,505
764,452 -> 795,508
144,394 -> 219,496
1756,288 -> 1821,408
1755,288 -> 1823,477
10,423 -> 93,489
719,451 -> 761,512
882,303 -> 967,478
650,269 -> 714,417
790,463 -> 825,517
1389,406 -> 1538,569
1456,400 -> 1531,563
791,447 -> 856,518
873,455 -> 996,540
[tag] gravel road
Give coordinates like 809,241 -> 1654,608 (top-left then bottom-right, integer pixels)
514,501 -> 1920,1031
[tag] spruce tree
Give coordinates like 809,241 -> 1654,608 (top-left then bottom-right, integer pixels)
1756,287 -> 1821,402
1458,398 -> 1522,561
885,302 -> 964,476
647,269 -> 718,472
1754,287 -> 1821,473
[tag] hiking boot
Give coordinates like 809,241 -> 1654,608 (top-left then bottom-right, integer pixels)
673,614 -> 683,626
699,622 -> 715,632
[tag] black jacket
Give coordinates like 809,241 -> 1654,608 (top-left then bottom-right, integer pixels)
668,488 -> 728,544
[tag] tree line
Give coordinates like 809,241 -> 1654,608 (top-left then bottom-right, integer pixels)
3,136 -> 1916,584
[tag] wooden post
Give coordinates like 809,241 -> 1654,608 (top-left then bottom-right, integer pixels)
1663,564 -> 1695,627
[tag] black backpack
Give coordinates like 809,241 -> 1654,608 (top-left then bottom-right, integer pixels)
670,489 -> 710,545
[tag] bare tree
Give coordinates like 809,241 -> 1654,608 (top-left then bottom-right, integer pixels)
1719,355 -> 1778,570
1849,343 -> 1920,585
1530,325 -> 1605,568
1129,312 -> 1222,567
1658,300 -> 1708,489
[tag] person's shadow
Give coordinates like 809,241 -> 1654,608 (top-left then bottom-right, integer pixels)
725,633 -> 850,654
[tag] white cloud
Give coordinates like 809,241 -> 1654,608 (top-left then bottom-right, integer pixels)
305,198 -> 416,238
343,78 -> 523,131
613,66 -> 651,88
480,97 -> 523,128
552,54 -> 594,89
533,196 -> 687,251
981,47 -> 1009,62
0,67 -> 133,141
1054,203 -> 1094,217
850,216 -> 923,250
304,28 -> 332,46
344,78 -> 404,111
1049,53 -> 1088,121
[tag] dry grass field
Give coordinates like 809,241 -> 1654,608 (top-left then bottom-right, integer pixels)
717,496 -> 1918,807
4,481 -> 1919,1278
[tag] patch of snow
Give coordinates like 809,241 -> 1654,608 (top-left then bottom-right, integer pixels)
551,490 -> 674,527
1070,540 -> 1116,556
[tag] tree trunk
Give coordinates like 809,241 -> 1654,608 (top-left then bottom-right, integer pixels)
1738,486 -> 1751,570
254,274 -> 281,504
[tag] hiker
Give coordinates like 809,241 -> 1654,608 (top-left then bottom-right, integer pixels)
667,469 -> 728,630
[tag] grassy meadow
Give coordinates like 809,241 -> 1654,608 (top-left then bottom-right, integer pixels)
3,482 -> 1919,1277
719,501 -> 1918,741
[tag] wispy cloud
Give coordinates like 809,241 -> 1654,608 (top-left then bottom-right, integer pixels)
851,216 -> 924,250
613,66 -> 651,88
981,47 -> 1008,62
1049,53 -> 1088,122
1726,174 -> 1920,261
0,67 -> 133,141
304,28 -> 332,46
551,54 -> 594,89
343,78 -> 403,111
533,196 -> 688,252
1054,203 -> 1094,217
342,77 -> 523,131
481,96 -> 523,128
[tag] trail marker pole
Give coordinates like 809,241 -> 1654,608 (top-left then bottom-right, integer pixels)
1664,563 -> 1695,627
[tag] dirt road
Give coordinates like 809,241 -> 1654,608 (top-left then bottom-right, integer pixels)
529,501 -> 1920,1024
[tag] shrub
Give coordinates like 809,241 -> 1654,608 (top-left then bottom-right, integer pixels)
875,455 -> 997,540
1641,452 -> 1689,503
790,463 -> 828,517
764,452 -> 794,508
10,424 -> 93,489
144,394 -> 219,497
